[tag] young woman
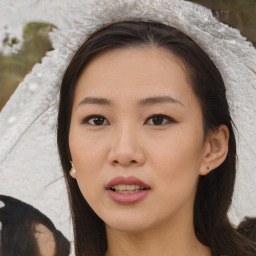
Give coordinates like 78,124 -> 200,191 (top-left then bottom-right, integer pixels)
0,0 -> 255,255
57,6 -> 256,256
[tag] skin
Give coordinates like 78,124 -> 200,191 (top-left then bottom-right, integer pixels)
69,46 -> 229,256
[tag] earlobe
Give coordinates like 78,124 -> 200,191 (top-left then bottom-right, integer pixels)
199,125 -> 229,176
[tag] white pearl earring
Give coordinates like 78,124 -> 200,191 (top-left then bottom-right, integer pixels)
70,161 -> 76,177
70,167 -> 76,174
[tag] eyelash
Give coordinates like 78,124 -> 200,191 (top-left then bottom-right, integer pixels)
81,114 -> 176,126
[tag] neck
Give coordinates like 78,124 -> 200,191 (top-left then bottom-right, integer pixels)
105,215 -> 211,256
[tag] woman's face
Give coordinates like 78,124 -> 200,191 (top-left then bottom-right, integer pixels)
69,46 -> 209,233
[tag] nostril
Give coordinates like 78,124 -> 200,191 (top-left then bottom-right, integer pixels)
112,160 -> 137,165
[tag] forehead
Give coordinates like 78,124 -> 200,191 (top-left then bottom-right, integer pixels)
74,46 -> 195,106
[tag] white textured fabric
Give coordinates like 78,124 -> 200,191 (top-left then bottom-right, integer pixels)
0,0 -> 256,246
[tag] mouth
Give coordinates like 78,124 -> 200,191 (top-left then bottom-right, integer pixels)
105,176 -> 151,204
109,184 -> 149,194
106,176 -> 151,191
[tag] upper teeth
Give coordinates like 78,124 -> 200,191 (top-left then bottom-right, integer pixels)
111,184 -> 144,191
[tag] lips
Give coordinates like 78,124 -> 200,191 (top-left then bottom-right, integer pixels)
105,176 -> 151,190
105,176 -> 151,204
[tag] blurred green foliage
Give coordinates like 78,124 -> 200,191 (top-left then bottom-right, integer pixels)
0,22 -> 55,109
0,1 -> 255,110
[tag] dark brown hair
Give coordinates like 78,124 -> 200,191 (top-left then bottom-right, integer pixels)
0,195 -> 70,256
57,21 -> 256,256
237,217 -> 256,242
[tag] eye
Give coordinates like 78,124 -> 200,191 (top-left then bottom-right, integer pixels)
145,114 -> 175,126
82,115 -> 109,126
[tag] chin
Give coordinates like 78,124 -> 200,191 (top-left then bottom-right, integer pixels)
107,222 -> 150,234
103,214 -> 155,234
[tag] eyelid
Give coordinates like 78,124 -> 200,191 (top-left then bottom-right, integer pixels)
144,114 -> 176,125
81,114 -> 176,126
81,114 -> 109,126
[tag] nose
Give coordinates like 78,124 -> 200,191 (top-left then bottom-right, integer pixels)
107,125 -> 146,167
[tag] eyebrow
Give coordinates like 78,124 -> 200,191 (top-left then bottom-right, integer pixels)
77,96 -> 184,108
78,97 -> 112,107
138,96 -> 184,107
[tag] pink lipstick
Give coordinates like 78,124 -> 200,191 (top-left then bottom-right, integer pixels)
105,176 -> 151,205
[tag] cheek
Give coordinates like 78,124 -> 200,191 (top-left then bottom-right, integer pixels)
150,125 -> 204,167
69,124 -> 108,167
69,128 -> 109,199
148,124 -> 204,191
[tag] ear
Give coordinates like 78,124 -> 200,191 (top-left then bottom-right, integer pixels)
199,125 -> 229,176
69,167 -> 76,179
